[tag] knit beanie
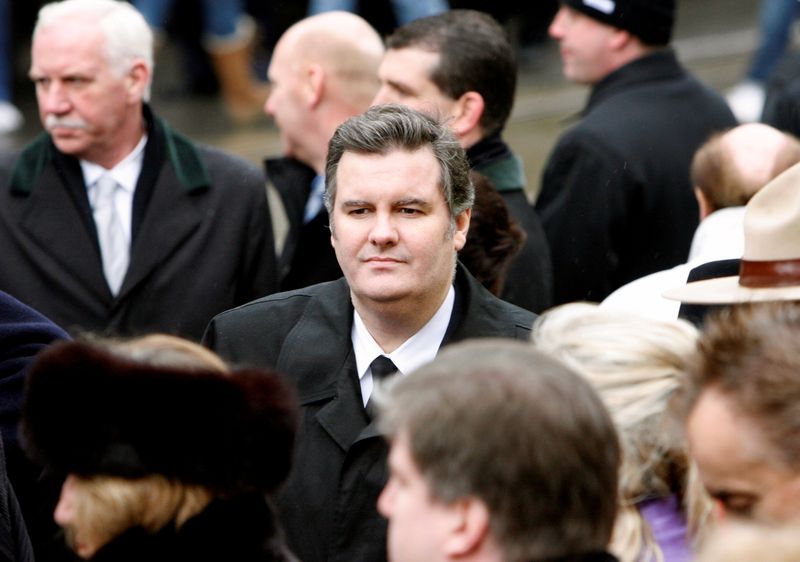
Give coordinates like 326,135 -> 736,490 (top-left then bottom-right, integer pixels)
561,0 -> 675,45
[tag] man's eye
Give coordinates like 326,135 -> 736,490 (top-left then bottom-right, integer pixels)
349,208 -> 369,215
399,208 -> 420,215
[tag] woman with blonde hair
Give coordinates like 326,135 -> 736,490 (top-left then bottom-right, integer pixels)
532,303 -> 706,562
20,334 -> 298,561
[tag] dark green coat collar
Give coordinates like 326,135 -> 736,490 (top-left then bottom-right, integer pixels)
10,107 -> 210,194
474,151 -> 526,192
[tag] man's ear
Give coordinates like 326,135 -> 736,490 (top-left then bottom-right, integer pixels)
442,496 -> 492,558
609,28 -> 633,51
451,92 -> 485,139
126,60 -> 150,104
694,186 -> 715,220
306,63 -> 326,108
453,208 -> 471,252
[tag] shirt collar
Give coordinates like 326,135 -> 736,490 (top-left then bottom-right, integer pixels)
352,284 -> 455,380
80,133 -> 148,193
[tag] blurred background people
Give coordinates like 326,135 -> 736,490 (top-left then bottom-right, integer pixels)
0,0 -> 277,340
374,9 -> 553,312
536,0 -> 736,304
726,0 -> 799,123
663,160 -> 800,323
603,124 -> 800,319
21,335 -> 298,561
533,303 -> 704,562
134,0 -> 270,122
308,0 -> 448,27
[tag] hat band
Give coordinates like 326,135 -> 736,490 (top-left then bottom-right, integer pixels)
739,258 -> 800,288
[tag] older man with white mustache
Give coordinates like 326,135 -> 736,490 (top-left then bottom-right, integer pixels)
0,0 -> 279,343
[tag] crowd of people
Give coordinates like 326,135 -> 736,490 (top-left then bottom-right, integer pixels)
1,0 -> 800,561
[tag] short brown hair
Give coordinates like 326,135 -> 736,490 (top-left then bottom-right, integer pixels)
682,303 -> 800,468
378,339 -> 620,562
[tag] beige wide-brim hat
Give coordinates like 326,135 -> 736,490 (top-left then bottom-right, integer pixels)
664,160 -> 800,304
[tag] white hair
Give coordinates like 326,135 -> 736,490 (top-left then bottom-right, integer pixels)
35,0 -> 154,100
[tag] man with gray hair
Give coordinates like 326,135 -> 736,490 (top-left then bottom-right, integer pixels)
0,0 -> 277,341
376,339 -> 620,562
205,104 -> 536,562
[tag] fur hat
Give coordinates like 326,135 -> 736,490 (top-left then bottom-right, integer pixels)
664,161 -> 800,304
561,0 -> 675,45
21,340 -> 297,494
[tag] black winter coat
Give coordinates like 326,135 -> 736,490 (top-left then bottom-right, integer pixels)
536,49 -> 736,304
204,264 -> 536,562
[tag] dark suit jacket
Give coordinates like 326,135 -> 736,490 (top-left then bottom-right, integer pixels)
265,157 -> 342,291
204,264 -> 536,562
0,108 -> 277,341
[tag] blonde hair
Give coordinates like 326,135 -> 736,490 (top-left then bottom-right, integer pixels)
68,474 -> 212,553
63,334 -> 228,554
532,303 -> 708,562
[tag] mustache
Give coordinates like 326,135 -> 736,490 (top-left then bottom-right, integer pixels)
45,115 -> 89,130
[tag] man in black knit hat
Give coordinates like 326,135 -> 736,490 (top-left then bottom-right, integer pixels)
535,0 -> 736,305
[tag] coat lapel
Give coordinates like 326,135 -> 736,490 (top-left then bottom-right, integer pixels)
276,280 -> 370,452
18,165 -> 111,304
116,166 -> 204,301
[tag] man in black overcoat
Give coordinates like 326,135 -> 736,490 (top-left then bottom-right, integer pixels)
536,0 -> 736,304
205,105 -> 536,562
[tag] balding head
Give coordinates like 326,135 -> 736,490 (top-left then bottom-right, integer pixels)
691,124 -> 800,215
279,11 -> 384,110
266,12 -> 384,171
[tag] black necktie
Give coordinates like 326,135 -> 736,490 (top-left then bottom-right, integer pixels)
366,355 -> 398,417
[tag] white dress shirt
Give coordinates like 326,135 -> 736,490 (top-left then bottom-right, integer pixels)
352,285 -> 455,406
81,134 -> 148,244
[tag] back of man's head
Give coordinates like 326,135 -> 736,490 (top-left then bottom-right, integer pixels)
385,10 -> 516,138
691,124 -> 800,213
378,339 -> 620,562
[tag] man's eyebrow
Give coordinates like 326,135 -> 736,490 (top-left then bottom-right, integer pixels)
340,199 -> 372,207
394,198 -> 430,208
386,78 -> 415,95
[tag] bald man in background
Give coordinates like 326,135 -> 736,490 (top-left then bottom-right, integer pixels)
264,12 -> 384,290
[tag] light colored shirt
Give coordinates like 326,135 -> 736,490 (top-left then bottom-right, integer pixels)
304,175 -> 326,223
353,285 -> 454,406
81,134 -> 148,244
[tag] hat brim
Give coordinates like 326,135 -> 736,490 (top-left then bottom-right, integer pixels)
663,275 -> 800,304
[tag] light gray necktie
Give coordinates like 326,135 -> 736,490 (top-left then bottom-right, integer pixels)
92,174 -> 129,295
